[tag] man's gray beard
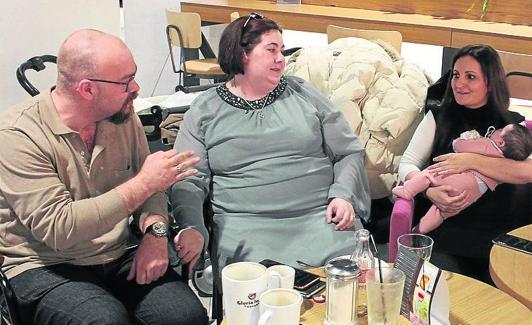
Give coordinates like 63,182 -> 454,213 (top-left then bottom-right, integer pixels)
107,110 -> 131,124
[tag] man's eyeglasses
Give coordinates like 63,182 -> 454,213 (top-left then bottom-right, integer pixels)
87,75 -> 136,92
241,12 -> 264,39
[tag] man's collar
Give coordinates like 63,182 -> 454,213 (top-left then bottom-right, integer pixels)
41,87 -> 77,135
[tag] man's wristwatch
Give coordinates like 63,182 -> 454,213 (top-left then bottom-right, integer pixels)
144,222 -> 169,238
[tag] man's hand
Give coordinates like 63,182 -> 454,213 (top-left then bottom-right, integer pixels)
428,153 -> 476,176
326,198 -> 356,230
139,149 -> 200,193
127,235 -> 169,285
426,185 -> 469,216
174,228 -> 204,273
116,150 -> 200,214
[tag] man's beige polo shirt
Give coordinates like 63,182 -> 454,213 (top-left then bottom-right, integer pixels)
0,89 -> 167,278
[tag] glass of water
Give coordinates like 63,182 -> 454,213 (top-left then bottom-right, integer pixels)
397,234 -> 434,261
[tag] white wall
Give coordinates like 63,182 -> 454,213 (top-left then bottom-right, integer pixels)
0,0 -> 120,109
123,0 -> 181,98
1,1 -> 443,109
123,0 -> 227,98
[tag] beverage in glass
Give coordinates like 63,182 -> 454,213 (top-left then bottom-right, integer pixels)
366,268 -> 405,325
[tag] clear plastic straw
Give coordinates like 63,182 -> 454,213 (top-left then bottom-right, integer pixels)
370,234 -> 388,323
370,234 -> 383,283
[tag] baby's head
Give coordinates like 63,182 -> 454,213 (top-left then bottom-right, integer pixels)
499,124 -> 532,160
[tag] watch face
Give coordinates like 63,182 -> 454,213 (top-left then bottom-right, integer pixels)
150,222 -> 168,237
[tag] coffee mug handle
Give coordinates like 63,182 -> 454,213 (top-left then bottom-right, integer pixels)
267,270 -> 281,289
258,310 -> 272,325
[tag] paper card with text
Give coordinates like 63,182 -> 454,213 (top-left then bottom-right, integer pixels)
395,248 -> 450,325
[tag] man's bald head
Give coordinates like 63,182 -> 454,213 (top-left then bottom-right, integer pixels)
56,29 -> 131,94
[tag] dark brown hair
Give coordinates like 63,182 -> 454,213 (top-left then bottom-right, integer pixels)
442,44 -> 509,111
434,44 -> 511,152
218,13 -> 282,75
501,124 -> 532,161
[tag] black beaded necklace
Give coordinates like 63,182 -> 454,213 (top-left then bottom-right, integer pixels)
216,76 -> 287,119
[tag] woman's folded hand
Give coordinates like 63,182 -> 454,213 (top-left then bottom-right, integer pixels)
326,198 -> 356,230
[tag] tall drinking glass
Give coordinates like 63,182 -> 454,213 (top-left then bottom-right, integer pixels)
397,234 -> 434,261
366,268 -> 405,325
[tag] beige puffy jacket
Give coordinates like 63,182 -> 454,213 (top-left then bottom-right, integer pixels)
285,38 -> 430,199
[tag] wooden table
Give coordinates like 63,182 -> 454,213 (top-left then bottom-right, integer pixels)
221,269 -> 532,324
181,0 -> 532,55
489,225 -> 532,310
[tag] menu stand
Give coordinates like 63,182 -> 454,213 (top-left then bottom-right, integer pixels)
395,248 -> 450,325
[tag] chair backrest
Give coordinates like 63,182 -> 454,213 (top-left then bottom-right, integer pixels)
497,50 -> 532,100
388,198 -> 414,262
165,10 -> 202,49
16,55 -> 57,97
230,11 -> 240,22
326,25 -> 402,54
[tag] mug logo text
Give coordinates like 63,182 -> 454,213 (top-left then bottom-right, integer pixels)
236,292 -> 259,308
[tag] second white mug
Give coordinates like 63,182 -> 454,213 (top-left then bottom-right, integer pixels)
267,264 -> 295,289
222,262 -> 284,325
258,288 -> 303,325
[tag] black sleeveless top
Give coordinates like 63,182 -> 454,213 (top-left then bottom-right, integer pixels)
414,104 -> 531,259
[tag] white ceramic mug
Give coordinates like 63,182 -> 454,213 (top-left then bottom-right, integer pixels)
267,265 -> 295,289
221,262 -> 282,325
258,288 -> 303,325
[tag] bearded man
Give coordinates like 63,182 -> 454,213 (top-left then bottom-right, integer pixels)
0,29 -> 207,325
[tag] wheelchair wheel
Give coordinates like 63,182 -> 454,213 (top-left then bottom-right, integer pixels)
192,257 -> 213,297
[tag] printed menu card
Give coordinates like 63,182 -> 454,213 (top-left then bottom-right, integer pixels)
395,247 -> 450,324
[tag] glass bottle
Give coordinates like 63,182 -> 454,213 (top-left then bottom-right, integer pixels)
351,229 -> 375,317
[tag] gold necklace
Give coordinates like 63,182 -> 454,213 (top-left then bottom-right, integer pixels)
241,92 -> 270,120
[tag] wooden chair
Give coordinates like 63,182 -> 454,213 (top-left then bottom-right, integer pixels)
497,50 -> 532,100
165,10 -> 227,92
326,25 -> 402,54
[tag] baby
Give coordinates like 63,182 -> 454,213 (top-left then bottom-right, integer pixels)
393,123 -> 532,233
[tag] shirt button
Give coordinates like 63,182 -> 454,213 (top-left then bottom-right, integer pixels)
80,151 -> 85,156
